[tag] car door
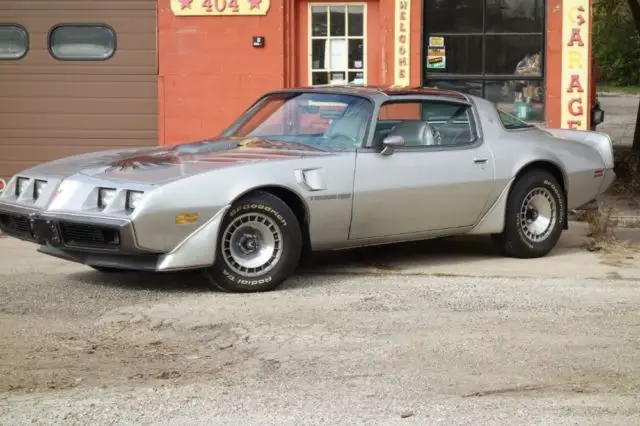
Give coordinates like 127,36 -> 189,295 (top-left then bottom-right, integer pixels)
348,98 -> 495,240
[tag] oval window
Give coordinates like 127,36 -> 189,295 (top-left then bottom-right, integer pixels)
0,24 -> 29,60
49,24 -> 116,60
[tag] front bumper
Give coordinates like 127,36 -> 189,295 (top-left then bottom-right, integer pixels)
0,201 -> 161,271
0,201 -> 229,272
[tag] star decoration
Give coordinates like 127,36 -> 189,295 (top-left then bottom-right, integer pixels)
247,0 -> 262,10
178,0 -> 193,10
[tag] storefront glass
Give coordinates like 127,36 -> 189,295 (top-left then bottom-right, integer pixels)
423,0 -> 545,122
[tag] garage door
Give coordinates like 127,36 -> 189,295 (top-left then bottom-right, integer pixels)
0,0 -> 158,186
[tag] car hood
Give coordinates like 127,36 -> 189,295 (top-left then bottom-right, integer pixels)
21,137 -> 334,184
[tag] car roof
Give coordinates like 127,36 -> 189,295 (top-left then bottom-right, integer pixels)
267,84 -> 472,104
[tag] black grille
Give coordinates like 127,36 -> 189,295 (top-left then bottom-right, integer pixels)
59,222 -> 121,249
0,213 -> 33,238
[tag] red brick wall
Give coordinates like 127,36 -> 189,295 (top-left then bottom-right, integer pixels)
157,0 -> 288,145
157,0 -> 570,145
158,0 -> 424,146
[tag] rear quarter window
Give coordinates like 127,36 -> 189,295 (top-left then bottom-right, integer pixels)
498,109 -> 534,130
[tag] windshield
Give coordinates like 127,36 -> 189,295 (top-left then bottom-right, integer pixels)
223,92 -> 374,151
498,108 -> 534,130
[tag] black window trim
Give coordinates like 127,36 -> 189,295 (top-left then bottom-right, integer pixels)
47,22 -> 117,62
0,22 -> 29,61
369,97 -> 482,152
421,0 -> 547,100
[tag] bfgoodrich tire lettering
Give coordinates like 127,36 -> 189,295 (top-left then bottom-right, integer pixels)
492,169 -> 566,258
203,190 -> 302,293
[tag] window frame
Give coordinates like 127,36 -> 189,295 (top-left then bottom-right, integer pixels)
47,22 -> 117,62
370,97 -> 482,152
422,0 -> 546,121
307,3 -> 368,86
0,23 -> 29,61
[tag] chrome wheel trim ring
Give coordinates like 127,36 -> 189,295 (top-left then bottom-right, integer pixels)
221,212 -> 283,277
519,187 -> 557,242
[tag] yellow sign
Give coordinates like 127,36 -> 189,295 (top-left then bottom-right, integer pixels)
560,0 -> 591,130
171,0 -> 271,16
394,0 -> 411,86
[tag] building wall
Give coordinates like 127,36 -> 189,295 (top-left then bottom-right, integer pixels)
0,0 -> 158,184
158,0 -> 591,146
157,0 -> 288,145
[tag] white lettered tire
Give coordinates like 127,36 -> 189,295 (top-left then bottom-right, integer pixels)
492,169 -> 566,258
203,191 -> 302,292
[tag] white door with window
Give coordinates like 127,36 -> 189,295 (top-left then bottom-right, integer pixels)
309,4 -> 367,86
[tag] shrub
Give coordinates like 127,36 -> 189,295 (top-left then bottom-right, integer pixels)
592,1 -> 640,86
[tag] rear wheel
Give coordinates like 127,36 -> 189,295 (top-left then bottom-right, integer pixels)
203,191 -> 302,293
492,169 -> 566,258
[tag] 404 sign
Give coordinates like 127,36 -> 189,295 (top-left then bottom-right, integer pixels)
171,0 -> 271,15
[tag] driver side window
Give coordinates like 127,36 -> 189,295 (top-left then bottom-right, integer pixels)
375,100 -> 476,148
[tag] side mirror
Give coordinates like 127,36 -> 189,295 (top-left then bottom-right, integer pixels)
592,107 -> 605,126
380,135 -> 405,155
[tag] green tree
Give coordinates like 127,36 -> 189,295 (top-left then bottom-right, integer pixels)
593,0 -> 640,149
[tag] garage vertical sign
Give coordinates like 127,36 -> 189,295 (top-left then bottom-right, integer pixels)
560,0 -> 591,130
394,0 -> 410,86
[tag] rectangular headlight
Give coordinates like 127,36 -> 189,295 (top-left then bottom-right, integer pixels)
98,188 -> 117,209
15,177 -> 29,197
33,179 -> 47,200
126,190 -> 145,211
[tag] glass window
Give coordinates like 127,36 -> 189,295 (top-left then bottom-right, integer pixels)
376,101 -> 476,147
484,36 -> 543,75
423,0 -> 546,123
225,92 -> 374,151
348,6 -> 364,36
309,4 -> 366,86
0,24 -> 28,60
424,0 -> 483,33
329,6 -> 346,37
484,79 -> 545,122
498,109 -> 534,130
485,0 -> 544,33
424,80 -> 484,97
49,24 -> 116,60
426,35 -> 483,75
311,6 -> 328,36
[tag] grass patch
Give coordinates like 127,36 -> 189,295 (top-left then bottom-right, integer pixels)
597,84 -> 640,94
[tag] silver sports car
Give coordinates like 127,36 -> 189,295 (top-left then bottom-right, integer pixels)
0,86 -> 615,292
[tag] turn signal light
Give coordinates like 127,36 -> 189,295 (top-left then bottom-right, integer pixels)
175,213 -> 198,224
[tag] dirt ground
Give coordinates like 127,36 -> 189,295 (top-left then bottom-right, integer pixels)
1,231 -> 640,424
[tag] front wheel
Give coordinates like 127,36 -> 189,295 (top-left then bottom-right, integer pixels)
203,191 -> 302,293
492,169 -> 566,258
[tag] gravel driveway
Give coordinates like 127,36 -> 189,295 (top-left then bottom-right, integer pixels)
1,237 -> 639,425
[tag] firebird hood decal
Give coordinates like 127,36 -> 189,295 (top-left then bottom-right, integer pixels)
24,137 -> 332,185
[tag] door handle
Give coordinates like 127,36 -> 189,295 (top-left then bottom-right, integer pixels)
474,158 -> 489,164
